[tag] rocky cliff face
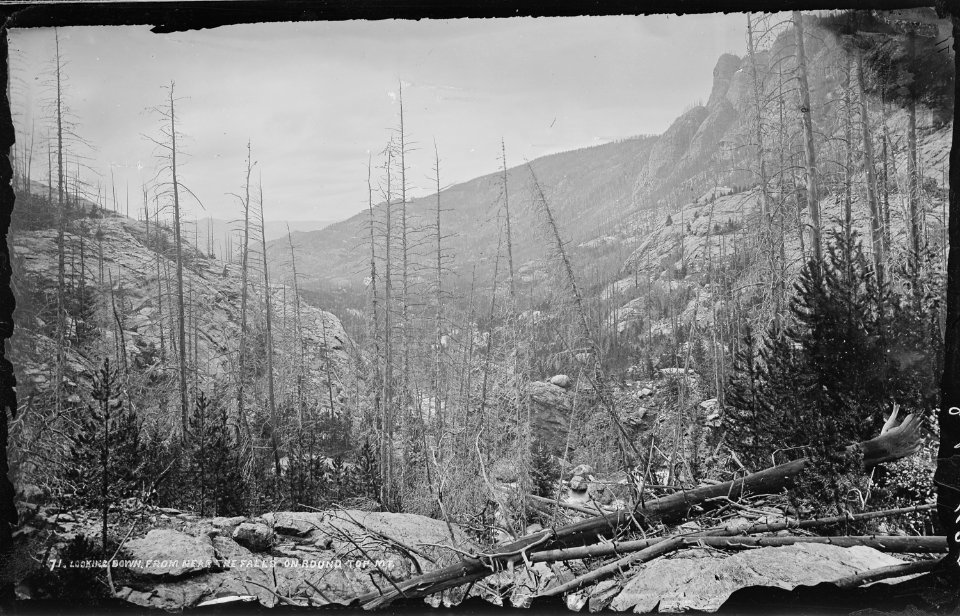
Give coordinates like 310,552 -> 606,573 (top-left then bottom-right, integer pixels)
609,54 -> 953,340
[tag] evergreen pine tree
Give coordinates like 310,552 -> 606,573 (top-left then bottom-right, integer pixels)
188,391 -> 246,516
63,358 -> 142,548
723,231 -> 941,512
355,438 -> 381,502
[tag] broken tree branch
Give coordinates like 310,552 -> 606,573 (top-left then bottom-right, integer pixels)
834,559 -> 941,588
537,536 -> 686,598
684,535 -> 947,553
537,535 -> 945,598
352,422 -> 923,608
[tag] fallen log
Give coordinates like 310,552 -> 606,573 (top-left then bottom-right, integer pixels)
834,559 -> 941,588
638,414 -> 921,523
684,535 -> 947,553
538,537 -> 686,597
536,535 -> 947,598
730,503 -> 936,535
528,504 -> 939,563
531,533 -> 946,564
529,503 -> 936,562
353,415 -> 922,608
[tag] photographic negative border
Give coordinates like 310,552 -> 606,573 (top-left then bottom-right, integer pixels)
0,0 -> 956,610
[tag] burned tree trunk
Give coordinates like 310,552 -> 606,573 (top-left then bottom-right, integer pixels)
793,11 -> 822,264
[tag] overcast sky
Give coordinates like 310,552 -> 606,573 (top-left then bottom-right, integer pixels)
10,15 -> 749,223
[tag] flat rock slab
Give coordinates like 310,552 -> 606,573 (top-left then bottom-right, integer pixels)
105,510 -> 475,610
210,516 -> 247,529
121,529 -> 216,578
608,544 -> 905,613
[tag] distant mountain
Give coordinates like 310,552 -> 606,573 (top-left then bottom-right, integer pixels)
189,217 -> 339,261
267,49 -> 757,292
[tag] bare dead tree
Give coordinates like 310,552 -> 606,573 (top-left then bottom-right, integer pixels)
235,141 -> 254,445
793,11 -> 822,264
366,154 -> 382,439
257,177 -> 281,476
285,223 -> 306,426
500,138 -> 516,301
381,143 -> 395,508
432,142 -> 445,439
856,48 -> 885,284
143,81 -> 194,435
527,164 -> 639,474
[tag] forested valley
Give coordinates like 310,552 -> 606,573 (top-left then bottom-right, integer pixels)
2,9 -> 959,613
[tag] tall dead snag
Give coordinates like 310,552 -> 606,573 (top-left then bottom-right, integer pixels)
527,164 -> 638,473
151,196 -> 165,363
168,83 -> 188,435
366,155 -> 382,437
856,49 -> 885,285
501,138 -> 515,301
52,31 -> 66,419
396,83 -> 411,459
381,144 -> 395,508
236,141 -> 253,445
935,14 -> 960,578
258,179 -> 281,476
793,11 -> 822,264
747,15 -> 771,222
432,142 -> 445,440
145,81 -> 189,434
747,14 -> 780,327
285,223 -> 305,425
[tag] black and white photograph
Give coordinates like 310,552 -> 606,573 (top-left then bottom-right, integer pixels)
0,4 -> 959,614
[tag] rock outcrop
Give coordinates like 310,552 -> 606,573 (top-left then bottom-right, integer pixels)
647,106 -> 710,179
605,543 -> 909,613
15,503 -> 928,612
10,215 -> 355,417
232,522 -> 275,552
16,505 -> 475,609
122,529 -> 217,578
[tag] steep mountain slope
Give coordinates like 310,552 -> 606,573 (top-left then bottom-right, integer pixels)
192,216 -> 339,262
611,114 -> 951,340
270,134 -> 661,289
8,194 -> 355,434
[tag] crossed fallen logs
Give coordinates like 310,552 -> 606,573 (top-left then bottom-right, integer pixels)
352,413 -> 941,609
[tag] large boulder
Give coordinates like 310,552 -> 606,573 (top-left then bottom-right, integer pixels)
232,522 -> 274,552
526,381 -> 574,452
549,374 -> 573,389
121,529 -> 216,578
260,511 -> 317,536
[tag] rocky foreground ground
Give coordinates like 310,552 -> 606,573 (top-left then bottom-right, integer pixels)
11,503 -> 926,612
